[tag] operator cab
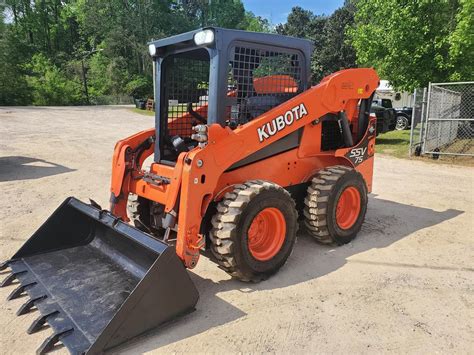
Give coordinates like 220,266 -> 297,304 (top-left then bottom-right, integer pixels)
148,27 -> 313,162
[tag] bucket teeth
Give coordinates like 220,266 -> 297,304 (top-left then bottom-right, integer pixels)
1,198 -> 199,354
17,295 -> 47,316
7,282 -> 37,301
1,270 -> 27,287
0,260 -> 9,271
36,328 -> 73,355
27,310 -> 59,334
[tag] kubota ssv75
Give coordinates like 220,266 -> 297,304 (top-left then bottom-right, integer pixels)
1,27 -> 379,354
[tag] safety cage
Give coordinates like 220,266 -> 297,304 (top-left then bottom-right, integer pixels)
226,45 -> 303,125
161,49 -> 210,139
149,27 -> 313,162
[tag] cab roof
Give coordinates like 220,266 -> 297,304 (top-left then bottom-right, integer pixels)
148,27 -> 314,58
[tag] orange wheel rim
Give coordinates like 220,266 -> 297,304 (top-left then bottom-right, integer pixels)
336,187 -> 361,229
247,207 -> 286,261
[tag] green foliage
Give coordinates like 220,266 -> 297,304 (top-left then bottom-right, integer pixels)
1,0 -> 263,106
276,7 -> 315,38
0,14 -> 31,105
253,55 -> 294,77
241,11 -> 272,33
173,0 -> 246,29
448,0 -> 474,81
316,4 -> 357,81
2,0 -> 472,105
276,4 -> 357,83
125,75 -> 153,99
350,0 -> 471,90
26,53 -> 82,105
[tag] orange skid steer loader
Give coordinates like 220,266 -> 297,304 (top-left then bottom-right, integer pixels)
1,27 -> 379,354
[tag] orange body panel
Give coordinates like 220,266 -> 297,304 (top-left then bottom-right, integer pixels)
253,75 -> 298,94
110,68 -> 380,268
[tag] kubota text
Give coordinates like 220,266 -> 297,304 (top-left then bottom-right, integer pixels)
257,103 -> 308,142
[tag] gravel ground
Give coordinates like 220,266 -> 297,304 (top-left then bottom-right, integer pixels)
0,106 -> 473,354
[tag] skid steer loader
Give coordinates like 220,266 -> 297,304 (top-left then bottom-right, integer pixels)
1,27 -> 379,354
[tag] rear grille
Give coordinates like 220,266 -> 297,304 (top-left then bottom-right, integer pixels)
321,120 -> 344,151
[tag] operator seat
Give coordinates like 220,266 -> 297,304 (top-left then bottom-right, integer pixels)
246,75 -> 299,119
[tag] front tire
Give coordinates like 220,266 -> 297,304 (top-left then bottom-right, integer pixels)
304,166 -> 368,245
210,180 -> 298,282
127,194 -> 164,236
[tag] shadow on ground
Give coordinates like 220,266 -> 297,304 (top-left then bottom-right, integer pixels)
375,137 -> 407,144
114,196 -> 463,354
0,156 -> 75,182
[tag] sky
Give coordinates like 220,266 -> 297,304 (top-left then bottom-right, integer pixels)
242,0 -> 345,24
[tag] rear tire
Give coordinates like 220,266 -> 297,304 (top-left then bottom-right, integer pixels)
396,115 -> 409,130
210,180 -> 298,282
414,145 -> 422,156
304,166 -> 368,245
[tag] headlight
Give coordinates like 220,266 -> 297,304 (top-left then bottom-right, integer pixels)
194,29 -> 215,46
148,43 -> 156,56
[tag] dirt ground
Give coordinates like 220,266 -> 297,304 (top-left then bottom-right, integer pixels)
0,106 -> 473,354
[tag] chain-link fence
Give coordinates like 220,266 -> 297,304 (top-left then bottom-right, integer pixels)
422,82 -> 474,157
409,88 -> 427,156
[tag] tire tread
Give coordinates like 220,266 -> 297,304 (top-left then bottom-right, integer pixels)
210,180 -> 296,282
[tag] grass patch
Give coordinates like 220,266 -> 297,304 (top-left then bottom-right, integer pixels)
375,129 -> 411,159
375,128 -> 474,166
131,108 -> 154,116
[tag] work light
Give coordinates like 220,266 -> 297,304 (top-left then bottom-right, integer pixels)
194,29 -> 215,46
148,43 -> 156,56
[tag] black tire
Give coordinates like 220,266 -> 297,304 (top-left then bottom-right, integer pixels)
414,145 -> 422,156
210,180 -> 298,282
395,114 -> 410,130
303,165 -> 368,245
127,194 -> 163,235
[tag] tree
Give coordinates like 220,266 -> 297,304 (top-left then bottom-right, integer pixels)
175,0 -> 246,29
448,0 -> 474,81
349,0 -> 470,91
241,11 -> 272,33
276,6 -> 315,38
277,4 -> 357,83
0,0 -> 281,106
27,53 -> 82,105
316,3 -> 357,82
0,11 -> 31,105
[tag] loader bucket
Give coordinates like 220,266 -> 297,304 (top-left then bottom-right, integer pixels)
1,197 -> 199,354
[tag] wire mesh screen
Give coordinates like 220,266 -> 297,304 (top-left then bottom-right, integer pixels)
163,51 -> 210,138
424,82 -> 474,156
227,46 -> 302,125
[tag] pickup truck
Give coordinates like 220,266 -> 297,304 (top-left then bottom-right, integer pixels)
393,106 -> 413,130
371,98 -> 396,135
373,98 -> 416,131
